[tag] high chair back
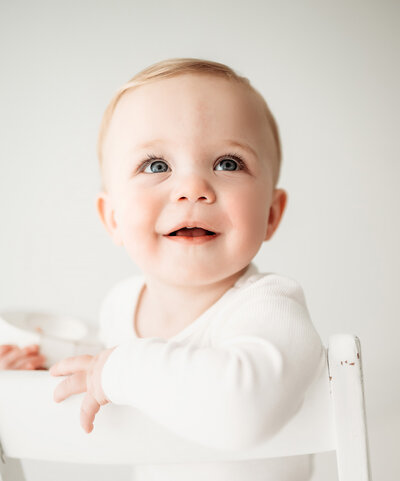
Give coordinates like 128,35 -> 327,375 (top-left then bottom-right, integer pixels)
0,334 -> 371,481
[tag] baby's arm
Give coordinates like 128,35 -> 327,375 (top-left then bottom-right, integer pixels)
0,344 -> 46,370
98,275 -> 325,451
50,274 -> 324,446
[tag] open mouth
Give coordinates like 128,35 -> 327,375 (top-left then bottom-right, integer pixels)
168,227 -> 216,237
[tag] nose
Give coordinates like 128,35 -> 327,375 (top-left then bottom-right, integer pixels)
171,173 -> 216,204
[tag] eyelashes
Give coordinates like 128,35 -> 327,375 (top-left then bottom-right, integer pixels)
138,152 -> 247,174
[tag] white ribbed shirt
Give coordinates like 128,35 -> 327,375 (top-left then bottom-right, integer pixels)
99,262 -> 325,481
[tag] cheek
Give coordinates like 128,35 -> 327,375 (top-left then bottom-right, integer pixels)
225,185 -> 269,240
118,191 -> 159,240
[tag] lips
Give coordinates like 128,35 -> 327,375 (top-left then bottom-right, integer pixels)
169,227 -> 215,237
165,221 -> 218,236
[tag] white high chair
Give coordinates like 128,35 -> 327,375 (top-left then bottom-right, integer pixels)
0,334 -> 372,481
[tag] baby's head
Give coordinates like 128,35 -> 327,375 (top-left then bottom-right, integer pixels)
96,58 -> 287,286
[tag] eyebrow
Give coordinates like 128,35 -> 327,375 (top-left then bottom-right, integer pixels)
222,140 -> 258,159
132,139 -> 258,159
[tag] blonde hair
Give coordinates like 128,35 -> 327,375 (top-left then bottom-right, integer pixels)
97,57 -> 282,191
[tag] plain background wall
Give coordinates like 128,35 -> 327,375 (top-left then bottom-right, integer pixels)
0,0 -> 399,479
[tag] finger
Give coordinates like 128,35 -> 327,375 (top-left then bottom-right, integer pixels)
0,346 -> 25,369
23,344 -> 40,352
13,354 -> 47,370
0,345 -> 14,356
80,393 -> 100,433
49,355 -> 93,377
53,371 -> 86,402
1,346 -> 42,369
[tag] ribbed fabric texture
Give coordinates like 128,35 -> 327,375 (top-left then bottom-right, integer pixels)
98,262 -> 324,480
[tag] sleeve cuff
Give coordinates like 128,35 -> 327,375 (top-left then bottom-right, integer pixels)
101,343 -> 129,404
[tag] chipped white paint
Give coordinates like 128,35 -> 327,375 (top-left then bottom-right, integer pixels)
328,334 -> 372,480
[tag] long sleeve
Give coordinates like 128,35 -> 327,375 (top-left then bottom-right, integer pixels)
100,274 -> 324,452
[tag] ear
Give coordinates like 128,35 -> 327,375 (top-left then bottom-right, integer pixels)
95,191 -> 123,246
264,188 -> 288,241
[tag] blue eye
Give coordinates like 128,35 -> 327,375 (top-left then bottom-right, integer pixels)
143,159 -> 169,173
215,157 -> 243,171
140,153 -> 246,174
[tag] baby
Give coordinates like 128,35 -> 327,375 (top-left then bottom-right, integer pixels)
50,58 -> 325,481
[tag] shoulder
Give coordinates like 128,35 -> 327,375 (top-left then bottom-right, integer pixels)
232,271 -> 309,308
212,270 -> 320,347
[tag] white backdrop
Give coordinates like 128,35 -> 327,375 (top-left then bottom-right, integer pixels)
0,1 -> 399,479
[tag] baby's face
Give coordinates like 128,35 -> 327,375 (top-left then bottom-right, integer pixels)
97,73 -> 285,286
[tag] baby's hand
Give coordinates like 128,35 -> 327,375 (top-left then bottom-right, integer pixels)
0,344 -> 47,370
49,347 -> 116,433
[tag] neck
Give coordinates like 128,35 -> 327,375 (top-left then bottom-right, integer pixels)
142,264 -> 250,328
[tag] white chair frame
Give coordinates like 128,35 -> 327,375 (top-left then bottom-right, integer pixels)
0,334 -> 372,480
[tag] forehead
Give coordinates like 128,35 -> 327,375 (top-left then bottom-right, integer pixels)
105,73 -> 274,157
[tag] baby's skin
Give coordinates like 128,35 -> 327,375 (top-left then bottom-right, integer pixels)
0,344 -> 47,370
